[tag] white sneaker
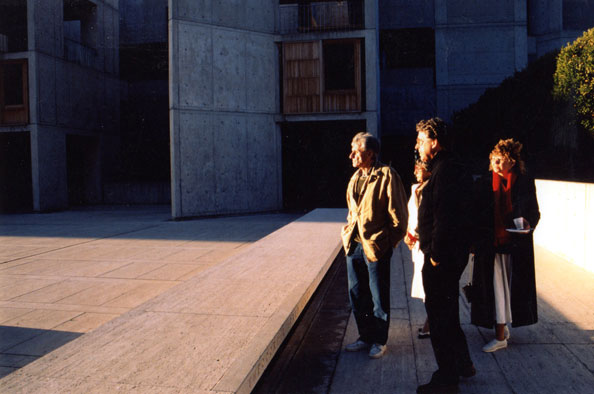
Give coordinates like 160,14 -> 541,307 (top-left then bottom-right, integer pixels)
482,338 -> 507,353
345,339 -> 369,352
504,325 -> 510,340
368,343 -> 387,359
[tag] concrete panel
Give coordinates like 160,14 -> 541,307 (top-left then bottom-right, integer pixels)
120,0 -> 167,44
37,55 -> 57,125
515,24 -> 528,70
212,0 -> 244,29
436,85 -> 489,120
534,180 -> 594,273
448,52 -> 515,84
364,29 -> 379,112
446,0 -> 516,24
212,114 -> 249,212
379,0 -> 434,28
104,5 -> 116,74
56,63 -> 73,127
213,29 -> 246,111
245,34 -> 277,113
528,0 -> 563,35
31,127 -> 68,211
245,0 -> 276,33
32,0 -> 61,57
245,116 -> 281,210
175,0 -> 212,23
178,111 -> 216,214
444,28 -> 515,53
177,22 -> 213,108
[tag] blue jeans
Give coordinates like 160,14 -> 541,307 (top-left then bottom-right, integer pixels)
346,242 -> 392,345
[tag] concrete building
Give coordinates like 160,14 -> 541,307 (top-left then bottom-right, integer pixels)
379,0 -> 594,135
0,0 -> 120,212
2,0 -> 592,217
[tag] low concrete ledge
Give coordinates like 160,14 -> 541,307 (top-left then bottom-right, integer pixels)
0,208 -> 346,393
534,179 -> 594,273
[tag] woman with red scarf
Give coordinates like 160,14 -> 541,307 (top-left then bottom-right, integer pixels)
470,139 -> 540,353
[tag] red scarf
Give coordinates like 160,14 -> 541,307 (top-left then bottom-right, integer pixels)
493,171 -> 516,247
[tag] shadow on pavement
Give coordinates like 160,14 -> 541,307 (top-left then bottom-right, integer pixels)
0,326 -> 82,378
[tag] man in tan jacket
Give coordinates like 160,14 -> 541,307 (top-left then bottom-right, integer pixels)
341,132 -> 408,359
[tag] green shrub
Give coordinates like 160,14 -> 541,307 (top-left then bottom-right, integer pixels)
553,28 -> 594,136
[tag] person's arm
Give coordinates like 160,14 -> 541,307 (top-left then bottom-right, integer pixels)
387,169 -> 409,247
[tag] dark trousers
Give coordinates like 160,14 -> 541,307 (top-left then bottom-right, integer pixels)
422,254 -> 472,382
346,242 -> 392,345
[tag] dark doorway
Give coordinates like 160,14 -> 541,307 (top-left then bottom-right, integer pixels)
0,132 -> 32,212
281,120 -> 366,210
66,135 -> 100,206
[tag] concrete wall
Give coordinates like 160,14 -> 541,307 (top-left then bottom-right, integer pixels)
534,180 -> 594,273
435,0 -> 528,120
26,0 -> 120,211
120,0 -> 168,44
169,0 -> 281,218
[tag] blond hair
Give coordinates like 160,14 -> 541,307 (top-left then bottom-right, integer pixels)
489,138 -> 526,174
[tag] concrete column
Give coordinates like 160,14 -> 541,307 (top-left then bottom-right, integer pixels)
169,0 -> 282,218
30,126 -> 68,211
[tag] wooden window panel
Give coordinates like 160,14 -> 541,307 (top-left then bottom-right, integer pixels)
283,41 -> 321,114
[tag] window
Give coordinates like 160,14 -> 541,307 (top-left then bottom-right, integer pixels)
380,28 -> 435,70
282,39 -> 362,114
63,0 -> 97,66
0,0 -> 27,52
0,59 -> 29,125
324,42 -> 356,91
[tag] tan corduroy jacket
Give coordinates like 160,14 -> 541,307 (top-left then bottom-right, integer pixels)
341,162 -> 409,262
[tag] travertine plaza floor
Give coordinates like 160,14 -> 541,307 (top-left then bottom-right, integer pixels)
0,206 -> 592,393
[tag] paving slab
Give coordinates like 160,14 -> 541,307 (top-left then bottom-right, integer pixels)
327,243 -> 594,394
0,208 -> 345,392
0,206 -> 302,382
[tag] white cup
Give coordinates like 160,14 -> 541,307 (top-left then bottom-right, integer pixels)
513,217 -> 526,230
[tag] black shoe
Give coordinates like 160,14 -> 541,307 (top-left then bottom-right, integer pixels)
418,328 -> 431,339
417,371 -> 459,394
417,380 -> 459,394
458,363 -> 476,378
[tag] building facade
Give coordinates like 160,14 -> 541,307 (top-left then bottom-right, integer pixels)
1,0 -> 120,212
2,0 -> 592,216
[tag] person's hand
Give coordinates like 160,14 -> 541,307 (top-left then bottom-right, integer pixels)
404,234 -> 415,250
430,257 -> 439,266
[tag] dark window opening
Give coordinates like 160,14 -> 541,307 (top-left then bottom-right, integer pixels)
0,132 -> 32,213
281,120 -> 366,210
120,43 -> 168,82
0,0 -> 27,52
324,42 -> 355,91
63,0 -> 98,66
380,28 -> 435,70
0,59 -> 29,125
3,63 -> 24,106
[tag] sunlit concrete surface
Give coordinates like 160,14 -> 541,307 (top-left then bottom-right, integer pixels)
0,206 -> 301,380
0,207 -> 345,393
534,179 -> 594,273
1,206 -> 592,393
329,244 -> 593,393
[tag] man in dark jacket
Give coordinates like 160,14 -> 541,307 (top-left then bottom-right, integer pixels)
415,118 -> 475,393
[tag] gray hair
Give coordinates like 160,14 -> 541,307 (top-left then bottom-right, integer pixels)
352,132 -> 380,160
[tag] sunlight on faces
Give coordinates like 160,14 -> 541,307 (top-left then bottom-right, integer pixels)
349,141 -> 374,169
490,154 -> 515,177
415,131 -> 435,162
